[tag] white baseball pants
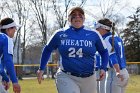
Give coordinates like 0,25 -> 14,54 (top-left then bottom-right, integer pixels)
106,68 -> 129,93
96,70 -> 106,93
55,69 -> 97,93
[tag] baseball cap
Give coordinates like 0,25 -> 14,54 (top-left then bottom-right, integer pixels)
68,7 -> 85,16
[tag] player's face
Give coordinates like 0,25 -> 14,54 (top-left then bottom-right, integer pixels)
69,10 -> 85,29
6,26 -> 16,38
96,28 -> 106,36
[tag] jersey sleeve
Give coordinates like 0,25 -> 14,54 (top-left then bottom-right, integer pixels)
109,53 -> 118,65
39,31 -> 60,70
95,31 -> 109,71
2,37 -> 18,83
112,37 -> 126,67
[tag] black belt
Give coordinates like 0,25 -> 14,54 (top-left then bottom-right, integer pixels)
62,70 -> 94,78
95,68 -> 109,71
106,68 -> 109,71
95,68 -> 99,71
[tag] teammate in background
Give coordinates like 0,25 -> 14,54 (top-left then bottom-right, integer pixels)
95,52 -> 101,93
0,18 -> 21,93
95,18 -> 129,93
37,7 -> 109,93
95,52 -> 106,93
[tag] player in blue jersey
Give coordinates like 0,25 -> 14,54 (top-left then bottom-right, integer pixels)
95,52 -> 106,93
95,18 -> 129,93
0,18 -> 21,93
37,7 -> 109,93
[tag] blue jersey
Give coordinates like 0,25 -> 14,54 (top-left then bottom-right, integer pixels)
113,35 -> 126,69
0,33 -> 18,83
103,32 -> 126,69
40,26 -> 109,74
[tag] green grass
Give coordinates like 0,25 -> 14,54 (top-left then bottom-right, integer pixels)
126,75 -> 140,93
8,75 -> 140,93
9,78 -> 57,93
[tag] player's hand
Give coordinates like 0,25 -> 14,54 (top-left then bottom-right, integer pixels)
2,81 -> 10,90
116,73 -> 124,81
97,69 -> 105,81
37,69 -> 44,84
13,83 -> 21,93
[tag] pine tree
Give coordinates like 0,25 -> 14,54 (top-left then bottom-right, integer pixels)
122,7 -> 140,62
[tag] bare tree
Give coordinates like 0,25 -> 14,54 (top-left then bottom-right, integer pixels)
98,0 -> 127,18
9,0 -> 34,66
29,0 -> 52,45
92,0 -> 129,35
0,1 -> 15,18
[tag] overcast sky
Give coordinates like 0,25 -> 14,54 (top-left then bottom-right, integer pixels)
125,0 -> 140,15
129,0 -> 140,8
82,0 -> 140,26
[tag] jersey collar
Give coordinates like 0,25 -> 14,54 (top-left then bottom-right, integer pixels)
70,25 -> 84,31
102,32 -> 112,39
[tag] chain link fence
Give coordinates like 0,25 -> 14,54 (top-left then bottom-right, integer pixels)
14,62 -> 140,79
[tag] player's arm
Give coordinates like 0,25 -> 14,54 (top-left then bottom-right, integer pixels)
109,54 -> 121,76
3,37 -> 21,93
95,33 -> 109,81
109,38 -> 124,81
2,38 -> 18,83
3,54 -> 18,83
95,33 -> 109,71
39,31 -> 60,71
107,38 -> 120,74
3,53 -> 21,92
112,57 -> 124,81
97,49 -> 108,81
37,31 -> 60,84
